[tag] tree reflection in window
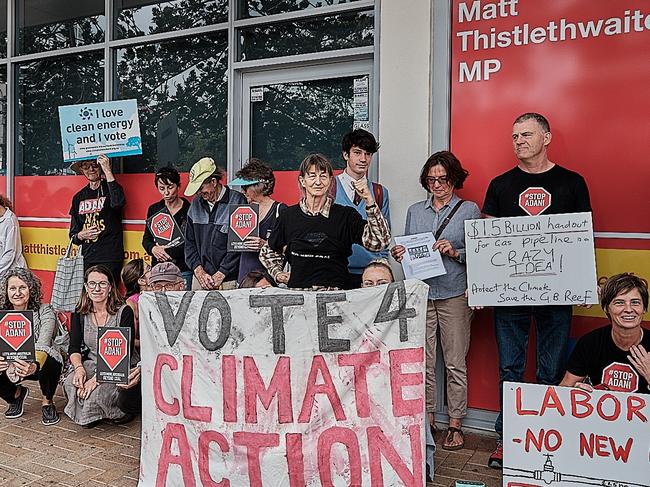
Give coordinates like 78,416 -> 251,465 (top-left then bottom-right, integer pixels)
17,0 -> 104,55
115,34 -> 228,173
238,0 -> 360,19
115,0 -> 228,39
239,10 -> 373,61
250,77 -> 357,171
16,53 -> 104,175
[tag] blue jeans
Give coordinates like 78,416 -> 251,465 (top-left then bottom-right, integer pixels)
493,305 -> 572,436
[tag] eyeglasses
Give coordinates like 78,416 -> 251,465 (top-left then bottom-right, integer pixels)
425,176 -> 449,186
152,281 -> 182,291
85,281 -> 109,290
80,162 -> 99,170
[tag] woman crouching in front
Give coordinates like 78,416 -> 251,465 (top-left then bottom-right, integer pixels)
63,265 -> 139,427
0,268 -> 66,425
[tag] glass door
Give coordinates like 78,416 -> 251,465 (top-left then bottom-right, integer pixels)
239,60 -> 374,173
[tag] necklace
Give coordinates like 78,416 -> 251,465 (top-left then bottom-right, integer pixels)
92,310 -> 109,327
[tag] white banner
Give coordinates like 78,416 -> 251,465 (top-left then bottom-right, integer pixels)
504,382 -> 650,487
139,281 -> 428,487
465,212 -> 599,306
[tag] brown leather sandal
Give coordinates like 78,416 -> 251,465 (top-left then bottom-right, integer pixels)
442,426 -> 465,451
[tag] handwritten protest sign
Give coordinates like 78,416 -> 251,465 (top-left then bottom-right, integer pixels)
58,99 -> 142,163
503,382 -> 650,487
138,281 -> 428,486
465,212 -> 598,307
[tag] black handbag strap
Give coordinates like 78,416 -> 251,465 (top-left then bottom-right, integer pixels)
434,200 -> 465,240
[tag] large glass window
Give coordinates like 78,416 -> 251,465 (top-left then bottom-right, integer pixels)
17,0 -> 105,55
239,10 -> 374,61
250,76 -> 357,170
115,0 -> 228,39
16,53 -> 104,175
238,0 -> 360,19
115,33 -> 228,173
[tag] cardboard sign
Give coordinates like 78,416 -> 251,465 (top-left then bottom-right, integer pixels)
58,99 -> 142,163
146,208 -> 184,247
465,212 -> 599,306
138,281 -> 428,486
228,204 -> 259,252
0,311 -> 35,362
503,382 -> 650,487
96,326 -> 131,384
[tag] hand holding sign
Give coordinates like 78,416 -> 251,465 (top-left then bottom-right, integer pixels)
433,238 -> 460,259
118,366 -> 141,390
390,244 -> 406,262
14,358 -> 37,378
96,154 -> 114,181
243,236 -> 266,251
152,244 -> 172,261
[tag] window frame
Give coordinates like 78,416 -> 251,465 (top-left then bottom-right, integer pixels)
0,0 -> 377,194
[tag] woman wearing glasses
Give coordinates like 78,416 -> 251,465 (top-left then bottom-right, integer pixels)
390,151 -> 481,451
142,167 -> 192,290
62,265 -> 139,427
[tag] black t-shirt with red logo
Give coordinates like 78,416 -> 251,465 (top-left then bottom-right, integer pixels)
482,165 -> 591,217
567,325 -> 650,393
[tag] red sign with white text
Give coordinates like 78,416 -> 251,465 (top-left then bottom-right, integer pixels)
450,0 -> 650,234
451,0 -> 650,412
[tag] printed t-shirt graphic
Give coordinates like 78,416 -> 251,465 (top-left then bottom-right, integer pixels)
518,187 -> 551,216
79,196 -> 107,242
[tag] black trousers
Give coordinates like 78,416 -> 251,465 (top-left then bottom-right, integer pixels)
117,381 -> 142,415
0,355 -> 63,403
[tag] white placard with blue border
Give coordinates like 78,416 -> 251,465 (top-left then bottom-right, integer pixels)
58,99 -> 142,163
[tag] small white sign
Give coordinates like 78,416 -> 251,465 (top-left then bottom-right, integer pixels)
465,212 -> 598,306
394,232 -> 447,281
353,120 -> 371,131
353,76 -> 369,121
503,382 -> 650,487
250,87 -> 264,102
353,77 -> 369,93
